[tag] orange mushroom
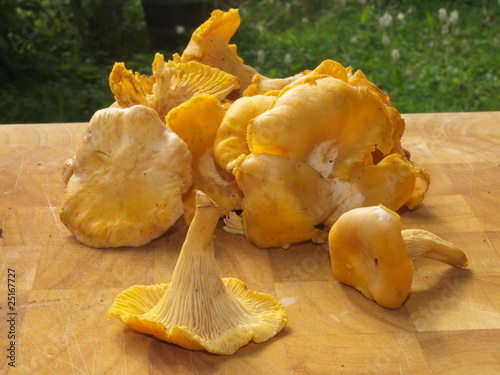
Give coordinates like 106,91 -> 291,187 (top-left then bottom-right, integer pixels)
328,205 -> 468,308
108,191 -> 287,354
174,8 -> 258,97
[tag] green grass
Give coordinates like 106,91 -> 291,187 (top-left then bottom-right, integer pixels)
234,0 -> 500,113
1,0 -> 499,124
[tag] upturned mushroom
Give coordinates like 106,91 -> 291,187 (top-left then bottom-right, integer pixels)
328,205 -> 468,309
60,105 -> 192,248
108,191 -> 288,355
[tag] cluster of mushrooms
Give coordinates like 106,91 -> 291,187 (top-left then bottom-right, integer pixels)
59,9 -> 468,355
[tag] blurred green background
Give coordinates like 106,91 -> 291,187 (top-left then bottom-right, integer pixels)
1,0 -> 499,124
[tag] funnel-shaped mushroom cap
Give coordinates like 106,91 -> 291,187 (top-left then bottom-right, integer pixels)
328,205 -> 414,309
108,191 -> 287,355
175,9 -> 258,97
60,105 -> 192,248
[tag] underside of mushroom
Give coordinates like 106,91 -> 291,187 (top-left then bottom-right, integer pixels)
108,191 -> 287,355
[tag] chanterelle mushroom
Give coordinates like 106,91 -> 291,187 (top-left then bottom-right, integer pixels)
214,68 -> 429,247
233,153 -> 334,248
328,205 -> 468,309
166,93 -> 242,224
59,105 -> 192,248
174,8 -> 258,98
108,191 -> 288,355
110,53 -> 239,121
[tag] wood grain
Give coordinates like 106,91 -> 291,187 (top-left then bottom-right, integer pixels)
1,113 -> 499,374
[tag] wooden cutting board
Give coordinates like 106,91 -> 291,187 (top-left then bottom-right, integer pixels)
1,112 -> 499,374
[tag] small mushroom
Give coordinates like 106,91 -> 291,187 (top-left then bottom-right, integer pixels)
108,191 -> 287,355
328,205 -> 468,309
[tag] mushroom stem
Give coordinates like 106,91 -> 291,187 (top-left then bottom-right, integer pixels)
402,229 -> 468,268
182,190 -> 221,253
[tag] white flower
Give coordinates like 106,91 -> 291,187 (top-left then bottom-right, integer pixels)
397,12 -> 405,22
391,49 -> 400,62
438,8 -> 447,21
284,53 -> 292,65
175,25 -> 185,34
382,33 -> 390,46
379,11 -> 393,28
350,36 -> 358,43
257,49 -> 265,65
449,9 -> 459,24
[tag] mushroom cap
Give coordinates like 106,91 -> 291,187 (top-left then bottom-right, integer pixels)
213,94 -> 275,172
175,8 -> 258,97
243,59 -> 348,97
60,105 -> 192,248
151,54 -> 239,120
108,191 -> 287,354
108,277 -> 287,354
247,77 -> 396,180
109,62 -> 155,108
213,65 -> 430,247
233,153 -> 333,248
109,53 -> 239,121
166,93 -> 242,223
328,205 -> 414,309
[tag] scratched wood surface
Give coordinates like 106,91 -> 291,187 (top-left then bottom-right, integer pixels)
0,112 -> 499,374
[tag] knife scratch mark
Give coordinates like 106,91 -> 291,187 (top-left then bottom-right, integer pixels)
27,335 -> 53,358
41,175 -> 77,257
396,334 -> 411,362
62,297 -> 94,375
41,164 -> 64,237
42,184 -> 61,232
70,323 -> 89,375
450,163 -> 473,197
189,352 -> 200,375
52,294 -> 78,375
121,327 -> 127,375
4,153 -> 24,194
